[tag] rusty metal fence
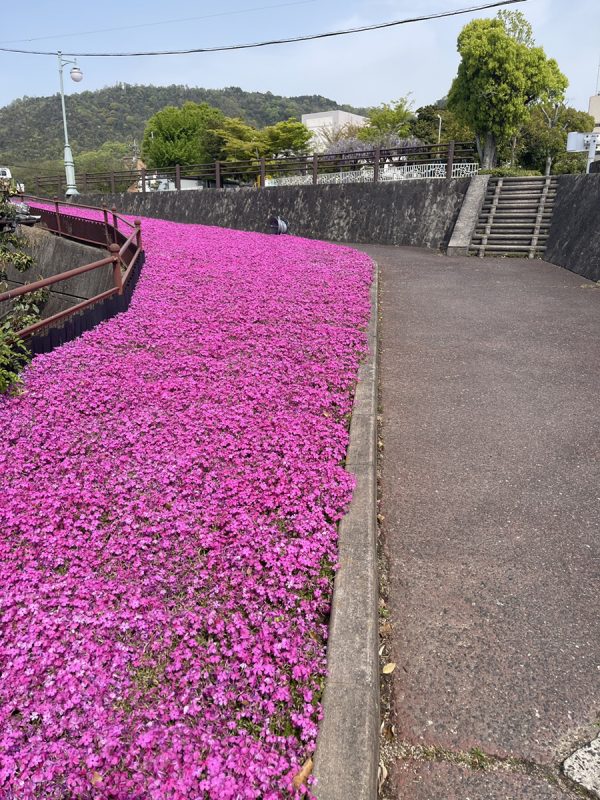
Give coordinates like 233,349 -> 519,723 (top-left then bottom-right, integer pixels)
31,142 -> 478,196
0,198 -> 144,354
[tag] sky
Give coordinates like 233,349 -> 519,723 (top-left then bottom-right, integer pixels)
0,0 -> 598,114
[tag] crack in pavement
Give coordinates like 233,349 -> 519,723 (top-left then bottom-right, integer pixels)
378,737 -> 598,799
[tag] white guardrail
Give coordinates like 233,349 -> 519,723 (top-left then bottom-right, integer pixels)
265,161 -> 480,187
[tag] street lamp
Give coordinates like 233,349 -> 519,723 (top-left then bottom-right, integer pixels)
57,51 -> 83,198
436,114 -> 443,145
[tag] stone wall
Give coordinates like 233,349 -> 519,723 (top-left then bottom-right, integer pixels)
78,179 -> 471,250
545,174 -> 600,282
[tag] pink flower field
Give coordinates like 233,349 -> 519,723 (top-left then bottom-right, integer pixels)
0,210 -> 373,799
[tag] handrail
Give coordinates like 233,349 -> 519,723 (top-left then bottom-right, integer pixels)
21,194 -> 135,231
16,288 -> 119,338
0,253 -> 115,302
2,203 -> 143,340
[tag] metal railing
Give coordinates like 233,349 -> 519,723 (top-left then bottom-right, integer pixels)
30,142 -> 478,196
0,197 -> 143,343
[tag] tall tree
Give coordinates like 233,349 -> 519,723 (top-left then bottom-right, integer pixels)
447,12 -> 568,168
141,102 -> 225,167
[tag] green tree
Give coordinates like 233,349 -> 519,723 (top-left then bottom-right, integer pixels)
75,141 -> 131,174
447,12 -> 568,168
262,119 -> 312,157
141,102 -> 225,167
359,97 -> 414,144
496,9 -> 535,45
520,105 -> 595,175
410,104 -> 474,144
208,117 -> 267,162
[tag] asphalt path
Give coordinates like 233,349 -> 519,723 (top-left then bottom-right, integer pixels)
359,246 -> 600,799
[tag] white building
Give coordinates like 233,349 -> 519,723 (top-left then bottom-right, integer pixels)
589,95 -> 600,134
301,110 -> 368,153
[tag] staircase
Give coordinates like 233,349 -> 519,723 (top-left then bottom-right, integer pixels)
469,176 -> 557,259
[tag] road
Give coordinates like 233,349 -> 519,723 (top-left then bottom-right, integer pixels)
360,246 -> 600,798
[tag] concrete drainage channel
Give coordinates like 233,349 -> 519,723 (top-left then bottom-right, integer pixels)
313,264 -> 380,799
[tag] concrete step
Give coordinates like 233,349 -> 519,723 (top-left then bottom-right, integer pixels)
479,211 -> 553,218
483,200 -> 555,208
488,176 -> 556,183
474,222 -> 551,230
486,192 -> 556,200
472,233 -> 549,241
470,244 -> 547,253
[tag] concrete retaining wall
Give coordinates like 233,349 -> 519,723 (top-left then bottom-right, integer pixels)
79,179 -> 471,250
546,174 -> 600,282
4,227 -> 112,319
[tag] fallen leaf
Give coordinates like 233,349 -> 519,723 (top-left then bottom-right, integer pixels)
379,621 -> 392,637
378,762 -> 388,793
292,757 -> 313,789
382,662 -> 396,675
382,723 -> 396,742
91,772 -> 103,787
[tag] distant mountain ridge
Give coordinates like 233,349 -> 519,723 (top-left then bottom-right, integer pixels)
0,84 -> 369,166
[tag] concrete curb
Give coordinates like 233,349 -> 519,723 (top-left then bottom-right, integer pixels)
313,262 -> 379,800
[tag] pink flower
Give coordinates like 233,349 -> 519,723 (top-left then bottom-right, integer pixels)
0,205 -> 372,799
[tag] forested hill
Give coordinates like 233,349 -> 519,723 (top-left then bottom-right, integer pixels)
0,84 -> 368,166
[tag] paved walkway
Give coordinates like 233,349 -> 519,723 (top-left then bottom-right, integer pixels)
360,246 -> 600,798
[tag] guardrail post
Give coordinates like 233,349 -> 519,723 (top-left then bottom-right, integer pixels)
313,154 -> 319,185
175,164 -> 181,191
259,158 -> 266,189
446,140 -> 455,179
102,206 -> 111,245
141,169 -> 147,194
134,219 -> 142,251
111,206 -> 119,242
53,197 -> 62,236
109,243 -> 123,295
373,147 -> 381,183
215,161 -> 221,189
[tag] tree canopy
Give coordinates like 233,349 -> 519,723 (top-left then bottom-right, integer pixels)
519,105 -> 595,175
448,11 -> 568,167
141,105 -> 312,167
409,104 -> 474,145
358,97 -> 414,145
141,102 -> 225,167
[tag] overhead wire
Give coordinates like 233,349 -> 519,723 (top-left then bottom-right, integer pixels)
0,0 -> 527,58
0,0 -> 317,45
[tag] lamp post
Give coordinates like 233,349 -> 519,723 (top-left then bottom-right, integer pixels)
436,114 -> 443,145
57,51 -> 83,198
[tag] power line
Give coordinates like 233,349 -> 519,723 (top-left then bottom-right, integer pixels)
0,0 -> 527,58
0,0 -> 317,46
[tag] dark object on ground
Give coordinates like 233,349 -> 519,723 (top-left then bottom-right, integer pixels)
269,215 -> 288,235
